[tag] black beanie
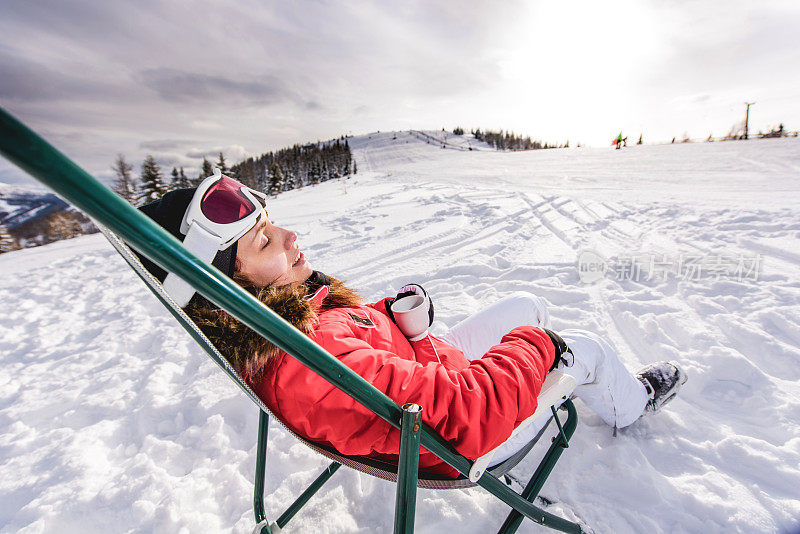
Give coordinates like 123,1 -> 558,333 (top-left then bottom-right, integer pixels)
136,187 -> 239,284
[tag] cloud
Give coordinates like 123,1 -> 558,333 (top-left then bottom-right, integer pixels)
0,50 -> 127,103
1,0 -> 798,187
672,93 -> 714,108
139,68 -> 290,105
0,53 -> 65,101
148,154 -> 182,168
186,145 -> 249,161
139,139 -> 197,151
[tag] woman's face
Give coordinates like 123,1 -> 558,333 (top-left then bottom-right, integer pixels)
236,215 -> 313,287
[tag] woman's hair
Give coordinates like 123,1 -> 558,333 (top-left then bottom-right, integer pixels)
184,273 -> 362,380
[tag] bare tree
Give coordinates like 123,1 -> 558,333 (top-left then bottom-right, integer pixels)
0,223 -> 15,253
47,212 -> 84,241
112,154 -> 137,205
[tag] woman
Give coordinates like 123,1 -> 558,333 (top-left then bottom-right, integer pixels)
137,171 -> 687,478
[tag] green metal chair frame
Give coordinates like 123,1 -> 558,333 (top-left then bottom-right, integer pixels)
0,107 -> 584,534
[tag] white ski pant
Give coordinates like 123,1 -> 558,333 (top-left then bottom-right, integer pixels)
439,292 -> 649,465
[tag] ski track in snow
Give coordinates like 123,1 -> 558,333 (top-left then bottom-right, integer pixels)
1,133 -> 800,533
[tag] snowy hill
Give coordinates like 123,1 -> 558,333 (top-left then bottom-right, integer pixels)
348,130 -> 493,170
0,181 -> 96,250
1,137 -> 800,533
0,181 -> 68,229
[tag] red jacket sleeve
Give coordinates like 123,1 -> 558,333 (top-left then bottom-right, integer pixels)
365,297 -> 395,318
271,322 -> 555,460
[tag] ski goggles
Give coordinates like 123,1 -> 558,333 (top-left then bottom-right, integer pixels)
163,168 -> 268,306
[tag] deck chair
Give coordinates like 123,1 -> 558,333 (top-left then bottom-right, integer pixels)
99,226 -> 581,534
0,106 -> 585,534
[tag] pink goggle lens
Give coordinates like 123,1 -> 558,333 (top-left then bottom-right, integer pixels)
201,176 -> 257,224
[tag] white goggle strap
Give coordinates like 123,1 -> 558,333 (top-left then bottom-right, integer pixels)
162,223 -> 223,307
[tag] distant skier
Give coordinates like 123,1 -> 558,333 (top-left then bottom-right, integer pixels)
615,132 -> 623,149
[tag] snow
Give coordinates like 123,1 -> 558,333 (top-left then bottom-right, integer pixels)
2,135 -> 800,533
0,182 -> 68,229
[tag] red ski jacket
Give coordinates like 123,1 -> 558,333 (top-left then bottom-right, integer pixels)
252,297 -> 556,478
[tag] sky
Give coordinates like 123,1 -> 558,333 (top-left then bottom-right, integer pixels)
1,0 -> 799,186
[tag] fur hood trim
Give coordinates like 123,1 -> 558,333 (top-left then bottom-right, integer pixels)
185,276 -> 362,379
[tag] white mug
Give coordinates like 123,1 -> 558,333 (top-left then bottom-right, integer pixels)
390,294 -> 429,341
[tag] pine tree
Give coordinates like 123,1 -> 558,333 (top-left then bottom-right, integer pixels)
321,160 -> 330,182
0,223 -> 15,253
255,160 -> 268,191
202,157 -> 214,177
138,155 -> 167,203
194,157 -> 214,186
222,132 -> 355,194
179,167 -> 190,188
111,154 -> 137,205
238,158 -> 259,190
268,162 -> 284,196
171,167 -> 180,190
216,152 -> 228,174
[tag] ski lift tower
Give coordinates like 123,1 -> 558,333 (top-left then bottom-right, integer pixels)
744,102 -> 755,140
